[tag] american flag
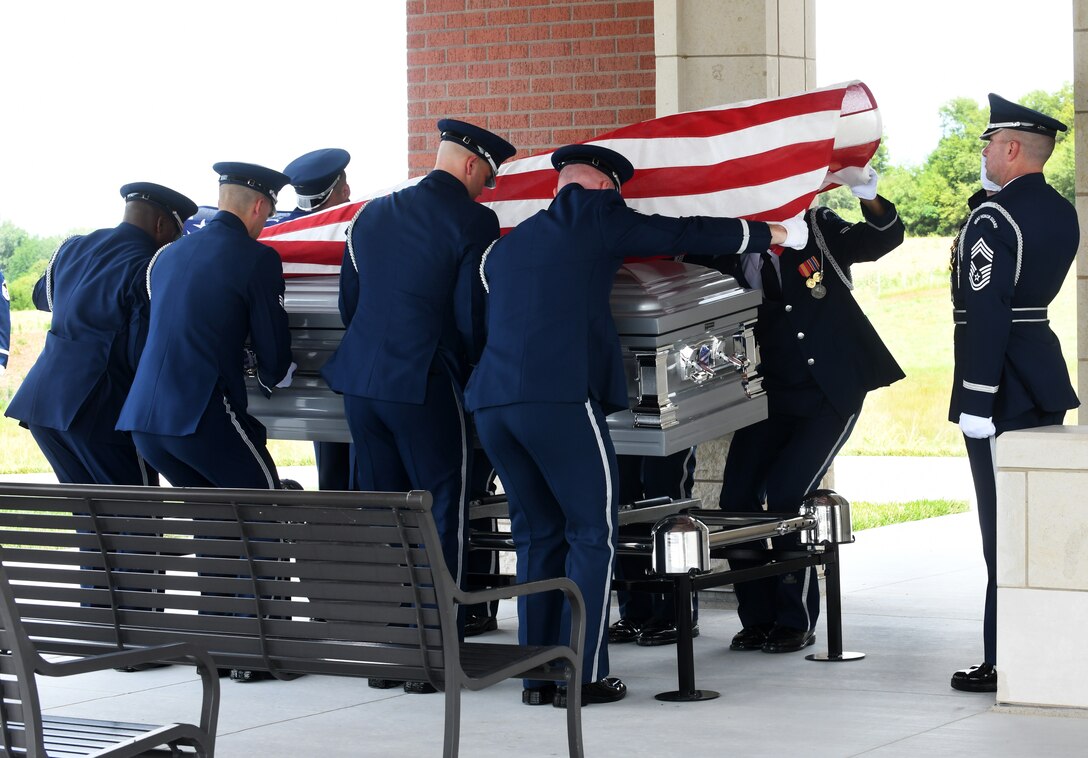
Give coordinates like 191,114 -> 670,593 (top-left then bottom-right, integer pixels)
259,80 -> 881,277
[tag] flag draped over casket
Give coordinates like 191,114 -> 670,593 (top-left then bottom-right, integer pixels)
260,80 -> 882,278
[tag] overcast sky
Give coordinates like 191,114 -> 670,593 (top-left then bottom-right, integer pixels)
0,0 -> 1074,237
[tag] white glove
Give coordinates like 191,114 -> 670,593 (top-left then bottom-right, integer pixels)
980,155 -> 1002,193
275,361 -> 298,389
777,216 -> 809,250
850,167 -> 879,200
959,412 -> 995,439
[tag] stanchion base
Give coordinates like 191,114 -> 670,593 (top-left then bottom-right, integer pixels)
806,651 -> 865,662
655,689 -> 720,702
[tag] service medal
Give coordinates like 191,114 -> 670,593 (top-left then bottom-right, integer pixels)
806,277 -> 816,289
811,283 -> 827,299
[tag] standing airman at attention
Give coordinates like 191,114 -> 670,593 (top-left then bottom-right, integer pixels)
0,269 -> 10,376
949,94 -> 1079,694
321,120 -> 515,693
117,163 -> 295,489
281,148 -> 358,491
465,143 -> 808,709
6,183 -> 197,485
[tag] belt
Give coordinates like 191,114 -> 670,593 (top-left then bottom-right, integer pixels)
953,307 -> 1048,325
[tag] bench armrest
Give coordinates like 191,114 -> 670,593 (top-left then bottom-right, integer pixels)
35,642 -> 221,737
453,577 -> 586,660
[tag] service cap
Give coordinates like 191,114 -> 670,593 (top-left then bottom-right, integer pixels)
212,161 -> 291,203
551,144 -> 635,190
437,119 -> 516,186
283,148 -> 351,210
119,182 -> 198,232
980,93 -> 1067,140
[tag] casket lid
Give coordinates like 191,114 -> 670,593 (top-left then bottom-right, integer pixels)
610,260 -> 759,335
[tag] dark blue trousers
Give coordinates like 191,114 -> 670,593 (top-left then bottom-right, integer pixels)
966,408 -> 1065,665
475,399 -> 618,686
344,368 -> 470,588
720,400 -> 859,632
30,423 -> 156,486
314,441 -> 357,490
131,394 -> 279,489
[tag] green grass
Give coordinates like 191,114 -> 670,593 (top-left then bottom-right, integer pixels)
841,236 -> 1078,456
851,498 -> 970,531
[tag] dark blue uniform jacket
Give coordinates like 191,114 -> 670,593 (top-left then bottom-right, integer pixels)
696,199 -> 906,418
0,270 -> 9,371
6,223 -> 156,441
322,170 -> 493,400
949,173 -> 1079,422
116,211 -> 292,436
465,184 -> 773,415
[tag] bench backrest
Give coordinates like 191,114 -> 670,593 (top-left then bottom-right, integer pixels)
0,484 -> 456,686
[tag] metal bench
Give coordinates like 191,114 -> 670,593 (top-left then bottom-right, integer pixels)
0,483 -> 585,758
0,560 -> 219,757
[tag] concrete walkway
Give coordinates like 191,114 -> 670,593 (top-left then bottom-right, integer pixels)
8,458 -> 1088,756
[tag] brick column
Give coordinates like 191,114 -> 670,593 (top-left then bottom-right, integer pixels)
406,0 -> 657,175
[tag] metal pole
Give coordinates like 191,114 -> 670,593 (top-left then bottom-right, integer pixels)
806,544 -> 864,662
654,572 -> 719,702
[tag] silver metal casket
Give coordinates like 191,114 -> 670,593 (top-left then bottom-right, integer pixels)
247,259 -> 766,455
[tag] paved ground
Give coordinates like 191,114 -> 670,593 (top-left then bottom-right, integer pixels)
9,458 -> 1088,756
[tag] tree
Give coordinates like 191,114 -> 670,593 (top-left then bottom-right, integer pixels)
0,220 -> 28,274
5,236 -> 58,281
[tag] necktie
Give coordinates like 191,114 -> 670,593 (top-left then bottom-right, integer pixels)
760,251 -> 782,301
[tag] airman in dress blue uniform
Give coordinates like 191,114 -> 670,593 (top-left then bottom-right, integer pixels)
6,184 -> 197,484
465,144 -> 809,708
117,163 -> 295,489
0,270 -> 9,375
281,148 -> 358,490
693,167 -> 905,655
948,94 -> 1079,693
321,121 -> 515,694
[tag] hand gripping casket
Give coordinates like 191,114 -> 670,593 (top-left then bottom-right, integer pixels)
246,258 -> 765,456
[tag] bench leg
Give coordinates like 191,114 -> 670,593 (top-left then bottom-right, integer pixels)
565,662 -> 584,758
443,685 -> 461,758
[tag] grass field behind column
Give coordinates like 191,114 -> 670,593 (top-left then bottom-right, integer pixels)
0,236 -> 1077,473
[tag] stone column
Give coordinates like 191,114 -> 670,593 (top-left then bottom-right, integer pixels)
654,0 -> 817,506
1076,0 -> 1088,409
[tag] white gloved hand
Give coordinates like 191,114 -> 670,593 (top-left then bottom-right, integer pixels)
275,361 -> 298,389
980,155 -> 1002,193
958,412 -> 995,439
850,167 -> 879,200
777,216 -> 809,250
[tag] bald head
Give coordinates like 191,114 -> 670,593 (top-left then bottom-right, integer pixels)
219,183 -> 275,239
555,163 -> 616,194
982,128 -> 1057,187
123,199 -> 181,247
435,140 -> 493,199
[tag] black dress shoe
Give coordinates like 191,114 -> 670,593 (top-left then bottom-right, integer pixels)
522,684 -> 557,705
368,677 -> 405,689
553,677 -> 627,708
729,624 -> 773,651
404,680 -> 438,694
608,618 -> 640,644
950,662 -> 997,693
761,625 -> 815,653
463,614 -> 499,638
635,620 -> 700,647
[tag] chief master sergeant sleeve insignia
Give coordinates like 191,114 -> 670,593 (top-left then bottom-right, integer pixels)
957,202 -> 1022,415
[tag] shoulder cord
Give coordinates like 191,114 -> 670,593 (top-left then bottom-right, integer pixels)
345,202 -> 368,273
479,238 -> 500,294
144,242 -> 173,302
44,234 -> 77,311
969,202 -> 1024,285
809,208 -> 853,291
